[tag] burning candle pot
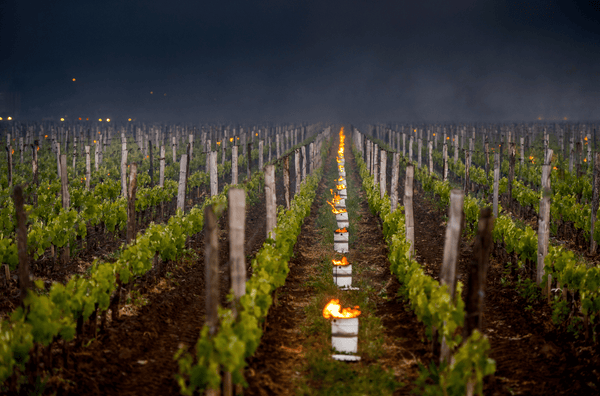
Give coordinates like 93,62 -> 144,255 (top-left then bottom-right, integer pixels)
323,299 -> 361,360
332,257 -> 352,287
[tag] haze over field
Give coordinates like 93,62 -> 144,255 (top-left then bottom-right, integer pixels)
1,0 -> 600,122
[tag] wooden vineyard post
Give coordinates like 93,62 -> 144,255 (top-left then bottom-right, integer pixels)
188,134 -> 194,163
95,141 -> 99,172
404,164 -> 415,258
32,141 -> 39,194
148,140 -> 154,187
121,141 -> 128,199
366,141 -> 371,174
520,137 -> 525,168
56,142 -> 61,180
464,208 -> 494,338
464,148 -> 470,192
295,149 -> 301,195
265,164 -> 276,240
159,145 -> 165,188
391,152 -> 400,212
454,135 -> 459,165
19,137 -> 23,164
276,134 -> 281,159
246,142 -> 252,180
72,137 -> 77,174
408,136 -> 413,163
259,140 -> 264,170
283,156 -> 291,209
231,145 -> 238,185
204,205 -> 221,396
84,146 -> 91,190
13,185 -> 30,305
538,149 -> 553,293
417,138 -> 422,168
210,151 -> 218,197
301,145 -> 307,183
493,153 -> 500,218
223,188 -> 246,396
126,163 -> 137,244
428,141 -> 433,175
591,152 -> 600,254
177,154 -> 188,212
402,133 -> 406,157
172,136 -> 177,164
373,145 -> 379,186
380,150 -> 387,199
484,140 -> 490,178
507,142 -> 516,208
439,189 -> 465,363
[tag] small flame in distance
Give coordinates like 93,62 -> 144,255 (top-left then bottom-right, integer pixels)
323,299 -> 360,319
332,257 -> 349,266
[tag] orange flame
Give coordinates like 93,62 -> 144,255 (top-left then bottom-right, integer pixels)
336,157 -> 343,163
338,177 -> 345,182
332,257 -> 349,266
336,184 -> 345,190
327,200 -> 347,214
323,299 -> 360,319
335,227 -> 348,233
339,165 -> 344,172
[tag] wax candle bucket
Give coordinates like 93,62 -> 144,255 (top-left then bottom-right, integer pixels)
334,231 -> 349,242
331,317 -> 359,353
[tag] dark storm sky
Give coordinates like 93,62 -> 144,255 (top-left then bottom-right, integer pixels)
1,0 -> 600,123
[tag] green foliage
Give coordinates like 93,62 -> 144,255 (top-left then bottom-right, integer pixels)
353,143 -> 494,395
175,137 -> 330,394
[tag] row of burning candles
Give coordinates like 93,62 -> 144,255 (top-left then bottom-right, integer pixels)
322,127 -> 361,361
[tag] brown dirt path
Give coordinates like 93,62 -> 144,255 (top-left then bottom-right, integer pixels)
245,134 -> 432,395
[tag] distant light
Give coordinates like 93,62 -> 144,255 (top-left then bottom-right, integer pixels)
78,117 -> 82,120
229,137 -> 233,142
128,118 -> 132,121
0,117 -> 2,121
164,93 -> 166,96
60,118 -> 65,121
106,118 -> 110,122
255,133 -> 258,136
7,117 -> 12,120
564,117 -> 568,120
99,118 -> 102,122
72,78 -> 76,82
150,91 -> 153,94
45,135 -> 48,138
86,118 -> 89,121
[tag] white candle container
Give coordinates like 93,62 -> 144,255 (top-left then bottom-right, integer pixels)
338,159 -> 345,166
334,242 -> 349,253
333,274 -> 352,288
338,189 -> 347,197
331,317 -> 359,354
337,221 -> 349,230
334,231 -> 349,242
339,171 -> 346,177
333,264 -> 352,276
336,199 -> 346,208
336,212 -> 348,222
338,180 -> 347,187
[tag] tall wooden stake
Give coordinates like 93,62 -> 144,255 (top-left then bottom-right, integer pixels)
464,208 -> 494,338
205,205 -> 220,396
380,150 -> 387,199
265,165 -> 276,240
391,152 -> 400,212
404,165 -> 415,258
440,189 -> 464,363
